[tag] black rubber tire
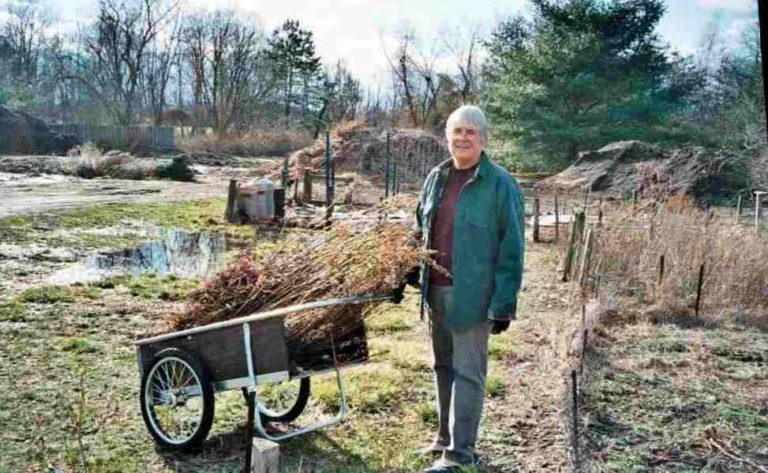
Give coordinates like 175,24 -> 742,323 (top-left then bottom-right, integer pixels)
258,377 -> 311,424
140,348 -> 215,451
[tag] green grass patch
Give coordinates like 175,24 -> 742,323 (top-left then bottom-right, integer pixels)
102,274 -> 201,300
0,300 -> 26,321
485,375 -> 506,397
17,284 -> 101,304
60,337 -> 99,354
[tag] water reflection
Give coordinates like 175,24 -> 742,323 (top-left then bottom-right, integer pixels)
49,229 -> 228,284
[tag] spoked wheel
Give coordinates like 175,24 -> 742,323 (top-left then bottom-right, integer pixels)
140,348 -> 214,450
252,377 -> 311,423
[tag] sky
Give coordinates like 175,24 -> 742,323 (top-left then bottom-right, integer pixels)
17,0 -> 763,90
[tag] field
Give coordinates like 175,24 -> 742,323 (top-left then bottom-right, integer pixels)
1,184 -> 766,472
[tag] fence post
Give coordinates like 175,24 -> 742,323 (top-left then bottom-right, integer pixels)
579,226 -> 594,288
755,191 -> 766,234
598,197 -> 604,228
325,131 -> 333,206
562,211 -> 585,282
225,179 -> 238,223
533,191 -> 541,243
735,194 -> 742,224
658,254 -> 665,286
303,170 -> 312,203
385,132 -> 391,199
571,369 -> 579,461
554,194 -> 560,242
694,262 -> 705,317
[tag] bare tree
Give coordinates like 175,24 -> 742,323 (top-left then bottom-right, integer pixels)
441,23 -> 482,104
180,10 -> 266,134
2,0 -> 49,83
78,0 -> 179,124
141,15 -> 181,125
385,28 -> 419,127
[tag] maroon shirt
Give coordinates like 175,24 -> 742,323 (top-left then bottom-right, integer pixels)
430,164 -> 477,286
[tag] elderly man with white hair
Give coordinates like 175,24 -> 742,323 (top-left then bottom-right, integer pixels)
413,105 -> 525,471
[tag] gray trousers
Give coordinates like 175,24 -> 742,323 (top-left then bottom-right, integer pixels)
426,285 -> 489,465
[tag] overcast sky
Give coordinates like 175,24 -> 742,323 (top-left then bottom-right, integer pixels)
34,0 -> 762,90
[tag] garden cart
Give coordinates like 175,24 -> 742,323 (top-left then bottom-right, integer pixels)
135,293 -> 391,450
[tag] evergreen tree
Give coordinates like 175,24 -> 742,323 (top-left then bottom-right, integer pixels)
266,19 -> 321,118
483,0 -> 700,170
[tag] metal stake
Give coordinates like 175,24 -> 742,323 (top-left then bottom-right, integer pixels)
695,263 -> 705,317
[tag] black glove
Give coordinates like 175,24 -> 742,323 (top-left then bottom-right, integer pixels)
404,265 -> 420,288
391,284 -> 405,304
490,320 -> 510,334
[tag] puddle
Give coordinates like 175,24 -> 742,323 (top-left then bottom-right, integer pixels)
49,229 -> 229,285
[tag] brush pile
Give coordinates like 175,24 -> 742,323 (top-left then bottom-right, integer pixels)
161,224 -> 432,352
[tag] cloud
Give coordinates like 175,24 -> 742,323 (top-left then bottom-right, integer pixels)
699,0 -> 755,13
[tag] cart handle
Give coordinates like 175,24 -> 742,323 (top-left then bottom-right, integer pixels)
135,293 -> 394,346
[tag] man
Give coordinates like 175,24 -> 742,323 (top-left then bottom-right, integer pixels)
415,105 -> 525,472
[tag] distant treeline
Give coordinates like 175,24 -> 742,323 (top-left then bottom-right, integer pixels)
0,0 -> 764,183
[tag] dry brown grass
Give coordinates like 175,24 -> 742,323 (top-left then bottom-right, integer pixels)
592,195 -> 768,322
163,224 -> 432,350
177,130 -> 312,157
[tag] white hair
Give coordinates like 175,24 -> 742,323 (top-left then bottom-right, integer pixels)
445,105 -> 490,144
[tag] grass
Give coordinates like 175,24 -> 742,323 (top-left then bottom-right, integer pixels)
0,198 -> 253,249
573,196 -> 768,472
95,274 -> 201,301
581,320 -> 768,472
18,284 -> 102,303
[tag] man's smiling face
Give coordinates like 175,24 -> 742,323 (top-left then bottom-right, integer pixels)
448,123 -> 484,168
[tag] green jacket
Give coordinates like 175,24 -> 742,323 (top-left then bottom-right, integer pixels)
416,152 -> 525,329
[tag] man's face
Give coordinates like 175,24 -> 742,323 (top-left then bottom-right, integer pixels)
448,122 -> 484,165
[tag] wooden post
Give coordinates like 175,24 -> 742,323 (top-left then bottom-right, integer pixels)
226,179 -> 238,223
243,390 -> 255,473
580,329 -> 588,375
694,262 -> 705,317
533,192 -> 541,243
554,194 -> 560,242
303,170 -> 312,203
631,190 -> 637,210
250,438 -> 280,473
579,226 -> 594,287
658,254 -> 665,286
755,191 -> 766,234
598,197 -> 603,228
562,211 -> 585,282
735,194 -> 742,224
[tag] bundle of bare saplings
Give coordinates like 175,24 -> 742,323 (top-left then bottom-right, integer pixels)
159,224 -> 434,355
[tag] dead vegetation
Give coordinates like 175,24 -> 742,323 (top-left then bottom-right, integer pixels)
569,194 -> 768,472
177,130 -> 313,158
591,195 -> 768,324
162,224 -> 432,351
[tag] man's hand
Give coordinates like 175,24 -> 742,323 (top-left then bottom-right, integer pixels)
490,320 -> 510,334
391,284 -> 406,304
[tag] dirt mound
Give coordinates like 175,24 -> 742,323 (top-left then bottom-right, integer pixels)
0,106 -> 78,155
536,141 -> 725,200
285,123 -> 448,183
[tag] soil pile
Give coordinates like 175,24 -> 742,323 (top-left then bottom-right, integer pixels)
285,121 -> 448,183
0,106 -> 78,155
536,141 -> 727,200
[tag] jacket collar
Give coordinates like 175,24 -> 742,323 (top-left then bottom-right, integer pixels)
438,151 -> 492,180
